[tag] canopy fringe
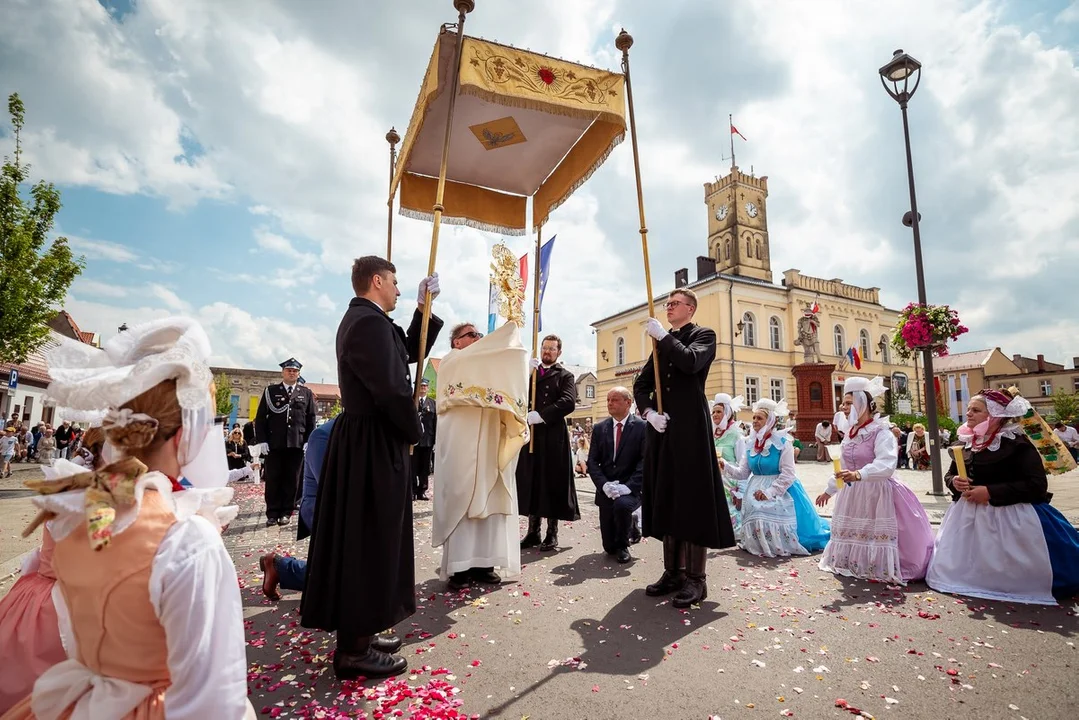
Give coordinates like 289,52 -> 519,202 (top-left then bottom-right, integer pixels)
399,207 -> 526,236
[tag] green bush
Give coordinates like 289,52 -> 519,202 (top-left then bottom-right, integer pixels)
889,412 -> 958,433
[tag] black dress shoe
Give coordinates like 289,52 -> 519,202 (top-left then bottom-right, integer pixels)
333,649 -> 407,680
447,572 -> 471,591
519,533 -> 541,549
278,516 -> 291,526
265,518 -> 277,527
616,548 -> 632,564
469,568 -> 502,584
372,634 -> 402,654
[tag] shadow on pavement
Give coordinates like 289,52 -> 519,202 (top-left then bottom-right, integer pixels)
549,551 -> 633,586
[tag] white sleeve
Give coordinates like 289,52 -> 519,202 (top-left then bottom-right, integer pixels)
906,432 -> 916,455
150,516 -> 249,720
859,429 -> 899,482
764,442 -> 797,499
723,448 -> 751,482
734,436 -> 748,466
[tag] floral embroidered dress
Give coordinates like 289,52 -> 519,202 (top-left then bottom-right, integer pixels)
818,418 -> 934,584
724,434 -> 830,557
715,428 -> 746,535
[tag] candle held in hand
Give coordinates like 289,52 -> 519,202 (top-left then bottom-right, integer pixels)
832,457 -> 844,488
951,445 -> 967,480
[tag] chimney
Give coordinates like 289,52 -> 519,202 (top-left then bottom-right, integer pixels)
1073,356 -> 1079,370
1013,354 -> 1022,363
696,255 -> 717,281
1037,354 -> 1046,372
674,268 -> 688,288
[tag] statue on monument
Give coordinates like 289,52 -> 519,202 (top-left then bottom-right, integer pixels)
794,303 -> 823,364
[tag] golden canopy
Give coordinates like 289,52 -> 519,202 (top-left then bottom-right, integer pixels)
391,31 -> 626,235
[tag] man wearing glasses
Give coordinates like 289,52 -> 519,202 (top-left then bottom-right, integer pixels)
634,288 -> 735,609
517,334 -> 580,550
431,321 -> 528,590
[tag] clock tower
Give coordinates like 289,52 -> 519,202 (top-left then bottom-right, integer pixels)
704,166 -> 771,282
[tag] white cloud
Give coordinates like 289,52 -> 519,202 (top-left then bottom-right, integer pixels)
148,284 -> 190,312
70,278 -> 128,298
10,0 -> 1079,380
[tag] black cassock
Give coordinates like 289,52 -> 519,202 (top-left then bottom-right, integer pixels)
633,323 -> 735,550
516,363 -> 580,521
300,298 -> 442,639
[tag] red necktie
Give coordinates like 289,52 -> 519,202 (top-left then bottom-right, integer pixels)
614,421 -> 622,457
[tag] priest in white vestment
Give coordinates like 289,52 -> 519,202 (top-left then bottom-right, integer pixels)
432,320 -> 529,590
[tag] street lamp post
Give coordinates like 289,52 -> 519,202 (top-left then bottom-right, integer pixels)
879,48 -> 946,496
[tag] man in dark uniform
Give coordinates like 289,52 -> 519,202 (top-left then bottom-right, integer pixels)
413,378 -> 436,500
301,256 -> 442,681
633,288 -> 735,609
255,357 -> 316,527
517,333 -> 580,551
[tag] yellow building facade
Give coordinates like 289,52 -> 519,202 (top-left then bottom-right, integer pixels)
591,167 -> 920,422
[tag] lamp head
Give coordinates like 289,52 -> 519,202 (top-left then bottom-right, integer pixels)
879,49 -> 922,105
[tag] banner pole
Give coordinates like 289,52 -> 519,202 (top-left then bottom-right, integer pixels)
529,222 -> 542,453
385,126 -> 400,261
413,0 -> 475,407
617,29 -> 662,413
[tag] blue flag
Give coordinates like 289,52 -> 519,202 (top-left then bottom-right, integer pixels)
537,235 -> 556,332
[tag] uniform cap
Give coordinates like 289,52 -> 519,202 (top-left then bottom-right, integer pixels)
280,357 -> 302,370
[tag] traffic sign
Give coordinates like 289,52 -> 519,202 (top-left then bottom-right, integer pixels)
7,369 -> 17,390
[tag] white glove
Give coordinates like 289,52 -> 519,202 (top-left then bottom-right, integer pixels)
613,483 -> 632,497
258,443 -> 270,454
602,481 -> 618,499
526,411 -> 544,425
529,358 -> 542,372
645,317 -> 668,341
417,273 -> 440,305
644,410 -> 669,433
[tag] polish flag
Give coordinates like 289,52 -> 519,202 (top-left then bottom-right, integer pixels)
731,125 -> 747,141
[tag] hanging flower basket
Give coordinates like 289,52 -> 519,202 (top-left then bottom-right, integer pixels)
890,303 -> 968,361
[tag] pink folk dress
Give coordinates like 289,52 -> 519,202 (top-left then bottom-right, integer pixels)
818,419 -> 935,584
0,530 -> 66,714
1,478 -> 253,720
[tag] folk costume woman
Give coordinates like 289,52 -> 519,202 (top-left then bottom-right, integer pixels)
926,390 -> 1079,605
816,376 -> 934,585
720,399 -> 830,557
712,393 -> 747,535
1,318 -> 251,720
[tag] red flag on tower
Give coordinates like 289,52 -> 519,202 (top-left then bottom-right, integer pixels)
731,124 -> 747,141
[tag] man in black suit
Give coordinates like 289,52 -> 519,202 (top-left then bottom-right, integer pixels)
587,386 -> 646,563
413,378 -> 437,500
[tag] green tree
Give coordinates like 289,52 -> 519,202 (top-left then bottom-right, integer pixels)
0,93 -> 85,364
214,373 -> 234,416
325,399 -> 343,419
1050,389 -> 1078,424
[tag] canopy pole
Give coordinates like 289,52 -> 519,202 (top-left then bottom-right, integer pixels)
385,127 -> 400,261
529,222 -> 542,453
617,29 -> 662,413
413,0 -> 475,407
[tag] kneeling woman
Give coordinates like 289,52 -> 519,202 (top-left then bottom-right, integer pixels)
817,376 -> 934,585
720,399 -> 830,557
926,390 -> 1079,605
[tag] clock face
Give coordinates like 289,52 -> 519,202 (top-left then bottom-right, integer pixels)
715,204 -> 728,221
745,202 -> 759,218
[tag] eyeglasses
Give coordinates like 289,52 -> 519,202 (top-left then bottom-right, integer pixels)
457,331 -> 483,340
665,300 -> 693,309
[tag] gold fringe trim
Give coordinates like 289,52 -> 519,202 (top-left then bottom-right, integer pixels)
534,131 -> 625,230
399,207 -> 527,236
458,83 -> 625,128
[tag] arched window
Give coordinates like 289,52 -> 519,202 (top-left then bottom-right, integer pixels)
615,337 -> 625,366
725,239 -> 730,260
755,240 -> 761,259
859,329 -> 871,361
769,316 -> 782,350
746,238 -> 752,257
742,312 -> 756,347
879,334 -> 890,364
833,325 -> 845,356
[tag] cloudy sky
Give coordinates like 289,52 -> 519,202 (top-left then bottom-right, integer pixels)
2,0 -> 1077,382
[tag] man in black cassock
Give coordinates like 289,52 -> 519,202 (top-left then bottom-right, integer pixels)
300,256 -> 442,680
633,287 -> 735,609
255,357 -> 316,526
413,378 -> 436,500
517,333 -> 580,551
